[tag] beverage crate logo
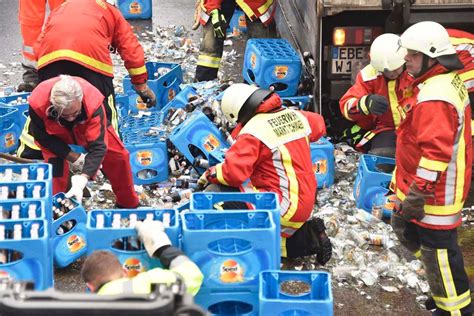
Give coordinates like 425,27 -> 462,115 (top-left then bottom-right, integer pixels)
203,134 -> 220,152
313,159 -> 327,175
135,96 -> 148,111
67,235 -> 86,253
274,66 -> 289,79
168,89 -> 176,101
238,14 -> 246,28
4,133 -> 15,148
219,259 -> 244,283
137,151 -> 153,166
123,257 -> 144,277
129,1 -> 142,14
250,53 -> 257,69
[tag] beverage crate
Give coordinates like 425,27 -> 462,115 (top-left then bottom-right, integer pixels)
0,200 -> 44,220
118,0 -> 152,19
120,112 -> 165,131
0,106 -> 22,153
51,193 -> 87,268
259,270 -> 333,316
160,85 -> 198,119
226,8 -> 247,36
0,219 -> 53,290
0,163 -> 51,182
243,39 -> 302,97
0,92 -> 30,127
310,137 -> 335,189
122,62 -> 183,111
86,209 -> 180,277
282,95 -> 312,110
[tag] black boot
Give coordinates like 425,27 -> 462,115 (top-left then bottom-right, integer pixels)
310,217 -> 332,265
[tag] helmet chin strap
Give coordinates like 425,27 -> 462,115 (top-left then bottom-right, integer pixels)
413,54 -> 434,78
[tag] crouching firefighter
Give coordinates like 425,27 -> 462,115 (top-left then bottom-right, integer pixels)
197,83 -> 332,265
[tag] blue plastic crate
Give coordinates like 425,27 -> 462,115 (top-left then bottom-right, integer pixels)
371,188 -> 396,218
310,137 -> 335,189
169,111 -> 229,173
259,271 -> 333,316
0,92 -> 30,127
353,154 -> 395,213
282,95 -> 312,110
226,9 -> 247,36
117,0 -> 152,19
0,163 -> 51,182
0,200 -> 44,220
120,112 -> 165,131
196,291 -> 258,316
0,181 -> 51,202
0,219 -> 53,290
87,209 -> 179,277
0,106 -> 22,153
243,39 -> 302,97
115,93 -> 130,119
160,85 -> 198,118
51,193 -> 87,268
123,62 -> 183,111
181,210 -> 278,296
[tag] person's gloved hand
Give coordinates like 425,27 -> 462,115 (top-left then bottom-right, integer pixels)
401,184 -> 432,221
65,174 -> 88,202
134,83 -> 156,108
69,153 -> 87,174
135,220 -> 172,257
196,171 -> 209,190
210,9 -> 226,39
358,94 -> 389,115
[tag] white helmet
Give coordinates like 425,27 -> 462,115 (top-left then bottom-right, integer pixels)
370,33 -> 407,72
221,83 -> 272,125
399,21 -> 462,70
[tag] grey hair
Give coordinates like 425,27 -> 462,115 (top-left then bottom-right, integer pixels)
49,75 -> 83,116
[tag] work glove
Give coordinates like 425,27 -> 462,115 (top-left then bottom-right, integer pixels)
210,9 -> 226,39
134,84 -> 156,108
400,184 -> 432,221
69,153 -> 86,174
196,171 -> 209,190
358,94 -> 389,116
65,174 -> 88,202
135,220 -> 172,257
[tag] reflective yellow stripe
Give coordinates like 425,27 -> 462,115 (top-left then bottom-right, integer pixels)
396,188 -> 464,215
19,118 -> 40,150
197,55 -> 221,68
414,250 -> 421,259
387,80 -> 401,128
359,95 -> 369,115
343,98 -> 357,121
471,120 -> 474,137
257,0 -> 273,14
450,37 -> 474,45
438,249 -> 457,297
38,49 -> 113,75
419,157 -> 448,172
434,289 -> 471,312
281,236 -> 287,257
236,0 -> 255,18
279,145 -> 300,222
459,69 -> 474,83
127,65 -> 147,76
107,95 -> 119,132
455,125 -> 466,205
215,163 -> 229,186
280,218 -> 304,229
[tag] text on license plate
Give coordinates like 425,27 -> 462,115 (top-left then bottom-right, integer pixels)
331,46 -> 368,74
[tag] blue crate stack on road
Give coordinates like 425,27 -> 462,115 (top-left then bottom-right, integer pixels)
86,208 -> 180,277
0,92 -> 30,127
310,137 -> 335,189
259,271 -> 333,315
122,62 -> 183,112
243,38 -> 302,97
0,163 -> 53,290
118,0 -> 152,19
353,154 -> 395,218
0,106 -> 22,154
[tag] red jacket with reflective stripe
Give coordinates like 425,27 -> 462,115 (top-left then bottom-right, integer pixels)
339,66 -> 413,133
201,0 -> 275,26
448,29 -> 474,94
213,94 -> 326,229
35,0 -> 147,84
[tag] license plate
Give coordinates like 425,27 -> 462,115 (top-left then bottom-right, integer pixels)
331,46 -> 369,74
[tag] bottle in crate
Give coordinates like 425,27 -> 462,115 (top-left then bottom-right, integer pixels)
310,137 -> 335,189
117,0 -> 152,19
51,193 -> 88,268
242,39 -> 302,97
0,220 -> 53,290
0,163 -> 50,182
86,209 -> 180,277
0,106 -> 22,153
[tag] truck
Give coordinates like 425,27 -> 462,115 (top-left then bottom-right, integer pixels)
275,0 -> 474,138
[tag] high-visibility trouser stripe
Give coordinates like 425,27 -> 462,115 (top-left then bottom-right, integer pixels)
107,94 -> 119,133
281,237 -> 287,257
257,0 -> 274,14
435,249 -> 472,312
19,118 -> 40,150
127,65 -> 147,76
343,98 -> 357,121
38,49 -> 113,76
258,3 -> 275,24
236,0 -> 254,19
278,145 -> 300,222
197,55 -> 221,68
395,188 -> 464,217
387,80 -> 401,128
215,163 -> 229,186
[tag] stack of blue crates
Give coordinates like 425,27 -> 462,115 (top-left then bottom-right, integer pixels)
51,193 -> 88,268
353,154 -> 395,218
0,163 -> 53,290
310,137 -> 335,189
0,106 -> 22,153
86,209 -> 179,277
259,270 -> 333,315
0,92 -> 30,127
118,0 -> 152,19
243,39 -> 302,97
122,62 -> 183,112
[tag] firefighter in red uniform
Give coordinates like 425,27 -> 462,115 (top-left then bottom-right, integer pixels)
17,0 -> 65,92
198,83 -> 332,264
195,0 -> 277,82
339,33 -> 413,157
28,75 -> 139,208
17,0 -> 155,160
393,21 -> 472,315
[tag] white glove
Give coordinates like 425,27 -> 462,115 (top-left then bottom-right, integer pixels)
135,220 -> 171,257
69,153 -> 87,174
65,175 -> 88,202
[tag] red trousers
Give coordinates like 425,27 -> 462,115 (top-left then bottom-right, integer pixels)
41,126 -> 139,208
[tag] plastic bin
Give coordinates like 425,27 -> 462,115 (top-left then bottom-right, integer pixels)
51,193 -> 87,268
353,154 -> 395,214
0,219 -> 53,290
310,137 -> 335,189
120,112 -> 165,131
0,92 -> 30,127
0,163 -> 51,182
86,209 -> 180,277
122,62 -> 183,111
259,271 -> 333,316
0,200 -> 44,220
0,106 -> 22,153
160,85 -> 198,119
117,0 -> 152,19
243,39 -> 302,97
